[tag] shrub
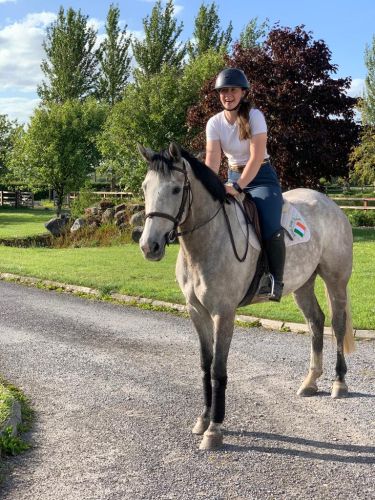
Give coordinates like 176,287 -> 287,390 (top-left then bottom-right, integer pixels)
346,210 -> 375,227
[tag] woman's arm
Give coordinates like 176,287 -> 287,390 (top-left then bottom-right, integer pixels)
237,133 -> 267,189
205,139 -> 221,174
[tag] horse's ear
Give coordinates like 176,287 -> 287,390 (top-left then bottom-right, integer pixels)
169,142 -> 181,162
137,144 -> 154,163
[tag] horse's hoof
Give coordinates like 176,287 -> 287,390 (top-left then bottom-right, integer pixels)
192,417 -> 210,435
297,383 -> 318,396
331,381 -> 348,399
199,431 -> 223,451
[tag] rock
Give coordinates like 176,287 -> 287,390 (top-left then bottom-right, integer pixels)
70,218 -> 86,233
130,210 -> 145,227
86,215 -> 101,228
114,209 -> 127,227
45,215 -> 70,237
84,206 -> 99,216
132,226 -> 143,243
128,203 -> 145,214
99,199 -> 115,211
101,207 -> 115,224
115,203 -> 126,213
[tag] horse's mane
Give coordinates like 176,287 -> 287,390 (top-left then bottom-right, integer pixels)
149,148 -> 226,203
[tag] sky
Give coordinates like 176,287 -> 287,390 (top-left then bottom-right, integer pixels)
0,0 -> 374,123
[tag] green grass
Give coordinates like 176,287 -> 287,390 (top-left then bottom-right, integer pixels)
0,231 -> 374,329
0,208 -> 54,238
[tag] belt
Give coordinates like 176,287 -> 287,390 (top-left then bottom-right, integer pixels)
229,159 -> 270,173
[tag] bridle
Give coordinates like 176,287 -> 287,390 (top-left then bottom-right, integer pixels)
144,159 -> 249,262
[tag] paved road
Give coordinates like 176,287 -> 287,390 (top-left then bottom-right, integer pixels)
0,281 -> 374,500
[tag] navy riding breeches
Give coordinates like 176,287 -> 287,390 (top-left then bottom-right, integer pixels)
228,161 -> 283,240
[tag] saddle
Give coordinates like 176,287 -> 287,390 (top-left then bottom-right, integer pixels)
237,195 -> 268,307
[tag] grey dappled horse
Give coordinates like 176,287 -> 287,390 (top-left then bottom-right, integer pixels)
138,142 -> 355,451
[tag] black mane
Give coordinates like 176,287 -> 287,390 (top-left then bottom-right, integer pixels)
148,148 -> 226,203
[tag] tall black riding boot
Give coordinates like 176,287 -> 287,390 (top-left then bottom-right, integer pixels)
263,229 -> 286,302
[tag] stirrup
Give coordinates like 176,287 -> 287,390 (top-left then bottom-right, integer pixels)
257,273 -> 283,302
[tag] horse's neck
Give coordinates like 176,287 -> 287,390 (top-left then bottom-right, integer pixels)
179,165 -> 222,254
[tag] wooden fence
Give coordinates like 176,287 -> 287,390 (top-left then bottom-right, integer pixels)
67,191 -> 133,206
331,197 -> 375,210
0,191 -> 34,208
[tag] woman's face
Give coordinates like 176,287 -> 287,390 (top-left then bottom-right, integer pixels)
219,87 -> 246,111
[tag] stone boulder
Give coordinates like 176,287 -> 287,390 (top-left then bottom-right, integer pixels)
128,203 -> 145,214
132,226 -> 144,243
101,207 -> 115,224
114,209 -> 127,228
84,206 -> 99,216
130,210 -> 145,227
99,199 -> 115,211
114,203 -> 126,213
70,218 -> 86,233
45,215 -> 70,237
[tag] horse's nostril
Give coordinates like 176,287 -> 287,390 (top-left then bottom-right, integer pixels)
151,242 -> 160,254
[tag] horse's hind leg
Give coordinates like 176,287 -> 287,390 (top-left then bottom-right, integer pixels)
323,279 -> 351,398
294,273 -> 325,396
187,300 -> 214,435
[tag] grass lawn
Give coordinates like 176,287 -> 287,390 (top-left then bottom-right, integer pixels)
0,208 -> 54,238
0,227 -> 373,330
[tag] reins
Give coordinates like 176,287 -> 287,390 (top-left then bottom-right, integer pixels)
144,159 -> 249,261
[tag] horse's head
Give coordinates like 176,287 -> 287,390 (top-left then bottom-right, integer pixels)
138,142 -> 189,261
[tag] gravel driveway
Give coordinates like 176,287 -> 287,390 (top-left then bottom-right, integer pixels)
0,281 -> 374,499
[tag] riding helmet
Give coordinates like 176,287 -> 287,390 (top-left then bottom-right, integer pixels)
214,68 -> 250,90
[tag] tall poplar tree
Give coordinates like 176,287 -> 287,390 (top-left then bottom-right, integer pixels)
239,17 -> 269,48
96,4 -> 132,105
132,0 -> 186,76
38,7 -> 98,103
188,2 -> 232,59
362,35 -> 375,125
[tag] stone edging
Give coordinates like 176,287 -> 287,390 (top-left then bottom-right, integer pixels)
0,272 -> 374,341
0,398 -> 22,438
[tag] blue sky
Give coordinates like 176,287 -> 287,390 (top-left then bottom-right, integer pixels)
0,0 -> 374,122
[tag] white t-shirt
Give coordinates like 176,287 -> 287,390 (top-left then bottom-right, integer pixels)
206,108 -> 269,167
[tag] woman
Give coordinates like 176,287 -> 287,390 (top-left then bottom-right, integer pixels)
205,68 -> 285,301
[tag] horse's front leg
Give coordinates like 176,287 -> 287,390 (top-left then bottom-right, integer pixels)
199,312 -> 235,451
188,302 -> 214,435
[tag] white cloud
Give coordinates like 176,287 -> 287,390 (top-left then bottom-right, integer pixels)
0,0 -> 16,4
348,78 -> 365,98
174,4 -> 184,15
0,12 -> 56,93
0,96 -> 40,123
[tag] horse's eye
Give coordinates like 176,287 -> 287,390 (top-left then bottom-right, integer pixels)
172,187 -> 181,195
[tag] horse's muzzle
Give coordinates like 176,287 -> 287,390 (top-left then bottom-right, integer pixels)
140,237 -> 166,261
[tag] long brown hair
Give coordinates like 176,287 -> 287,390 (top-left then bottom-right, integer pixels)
237,98 -> 252,141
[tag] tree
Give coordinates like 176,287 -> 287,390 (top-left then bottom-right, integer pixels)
0,114 -> 21,180
349,128 -> 375,185
362,35 -> 375,125
239,17 -> 269,48
98,50 -> 225,192
187,26 -> 359,189
38,7 -> 98,103
96,4 -> 132,105
132,0 -> 186,76
9,100 -> 107,214
187,2 -> 232,59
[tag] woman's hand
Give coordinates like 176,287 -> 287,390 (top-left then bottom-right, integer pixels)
225,184 -> 239,196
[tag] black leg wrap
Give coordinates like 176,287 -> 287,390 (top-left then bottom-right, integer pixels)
203,372 -> 212,409
211,377 -> 227,423
336,352 -> 347,382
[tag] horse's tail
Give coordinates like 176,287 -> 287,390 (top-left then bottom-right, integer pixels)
324,285 -> 355,354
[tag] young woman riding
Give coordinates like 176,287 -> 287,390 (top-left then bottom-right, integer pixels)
205,67 -> 285,301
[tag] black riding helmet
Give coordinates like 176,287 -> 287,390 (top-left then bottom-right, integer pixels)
214,68 -> 250,90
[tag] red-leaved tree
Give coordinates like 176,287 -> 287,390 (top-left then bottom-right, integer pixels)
187,25 -> 359,189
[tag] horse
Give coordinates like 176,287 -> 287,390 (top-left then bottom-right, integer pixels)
137,142 -> 355,451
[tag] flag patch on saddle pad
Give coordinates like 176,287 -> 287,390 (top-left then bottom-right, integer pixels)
293,220 -> 306,237
281,201 -> 311,246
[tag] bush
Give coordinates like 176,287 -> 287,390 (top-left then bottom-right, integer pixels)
346,210 -> 375,227
70,182 -> 101,219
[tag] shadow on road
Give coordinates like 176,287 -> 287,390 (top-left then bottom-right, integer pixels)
224,431 -> 375,464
